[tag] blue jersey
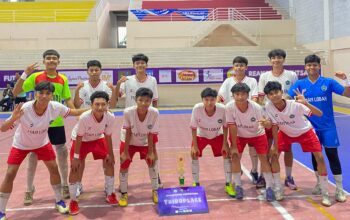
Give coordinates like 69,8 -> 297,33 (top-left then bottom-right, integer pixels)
288,76 -> 344,130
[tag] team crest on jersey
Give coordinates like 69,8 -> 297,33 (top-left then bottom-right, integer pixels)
275,114 -> 278,118
49,120 -> 54,125
251,117 -> 256,122
285,80 -> 291,85
148,124 -> 153,129
218,119 -> 223,123
289,114 -> 295,119
30,123 -> 34,127
321,85 -> 327,91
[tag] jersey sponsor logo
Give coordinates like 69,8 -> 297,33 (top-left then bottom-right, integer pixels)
285,80 -> 291,85
250,117 -> 256,122
306,96 -> 327,102
201,127 -> 221,131
148,124 -> 153,129
218,119 -> 223,123
289,114 -> 295,119
321,85 -> 327,91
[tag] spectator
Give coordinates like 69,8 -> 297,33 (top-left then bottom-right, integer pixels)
0,83 -> 14,111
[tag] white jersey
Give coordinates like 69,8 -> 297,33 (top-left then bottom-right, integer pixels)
225,100 -> 267,138
71,110 -> 115,142
79,80 -> 112,108
10,101 -> 70,150
120,106 -> 159,146
258,70 -> 298,96
265,100 -> 312,137
190,103 -> 227,139
218,76 -> 258,104
120,75 -> 158,108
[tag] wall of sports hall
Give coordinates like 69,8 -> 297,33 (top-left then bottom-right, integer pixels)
0,0 -> 349,106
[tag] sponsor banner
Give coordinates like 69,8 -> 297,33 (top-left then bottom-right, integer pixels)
176,69 -> 199,83
159,69 -> 172,83
131,9 -> 209,21
63,70 -> 114,85
158,186 -> 209,216
203,68 -> 224,82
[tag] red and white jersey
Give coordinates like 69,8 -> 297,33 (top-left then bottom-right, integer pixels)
190,103 -> 227,139
265,100 -> 313,137
218,76 -> 258,104
79,80 -> 112,108
120,75 -> 158,108
258,70 -> 298,96
71,110 -> 115,142
10,100 -> 70,150
225,100 -> 267,138
120,106 -> 159,146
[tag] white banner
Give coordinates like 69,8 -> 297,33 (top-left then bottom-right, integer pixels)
203,69 -> 224,82
62,70 -> 114,85
159,69 -> 172,83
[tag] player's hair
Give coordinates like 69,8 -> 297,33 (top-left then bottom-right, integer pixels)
201,87 -> 218,98
87,60 -> 102,69
35,81 -> 55,93
231,83 -> 250,94
43,49 -> 60,59
90,91 -> 109,103
233,56 -> 248,65
264,81 -> 282,95
135,87 -> 153,99
268,49 -> 286,59
132,53 -> 149,64
304,54 -> 321,64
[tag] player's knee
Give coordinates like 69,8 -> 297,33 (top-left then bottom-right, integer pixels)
5,169 -> 17,182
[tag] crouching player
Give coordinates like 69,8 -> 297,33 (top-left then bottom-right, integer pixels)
190,88 -> 235,197
119,88 -> 160,207
264,81 -> 331,206
68,91 -> 117,215
0,81 -> 87,220
226,83 -> 277,201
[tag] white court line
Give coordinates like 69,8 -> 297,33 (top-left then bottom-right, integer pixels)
293,159 -> 350,195
334,115 -> 350,118
241,165 -> 294,220
6,194 -> 319,212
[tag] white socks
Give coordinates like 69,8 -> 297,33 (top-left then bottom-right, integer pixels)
191,160 -> 200,183
223,158 -> 232,184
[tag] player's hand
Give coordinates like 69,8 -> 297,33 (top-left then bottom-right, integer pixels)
146,151 -> 156,167
24,63 -> 40,75
76,81 -> 84,90
107,82 -> 115,91
258,116 -> 271,128
191,146 -> 200,158
104,154 -> 115,166
120,151 -> 131,164
230,145 -> 239,157
334,71 -> 348,80
11,103 -> 24,121
221,143 -> 230,158
269,144 -> 278,157
71,158 -> 81,173
117,75 -> 128,85
293,88 -> 307,105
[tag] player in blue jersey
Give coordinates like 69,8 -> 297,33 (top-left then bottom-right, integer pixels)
288,54 -> 350,203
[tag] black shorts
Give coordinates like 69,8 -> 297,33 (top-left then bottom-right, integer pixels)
48,126 -> 66,145
15,97 -> 27,104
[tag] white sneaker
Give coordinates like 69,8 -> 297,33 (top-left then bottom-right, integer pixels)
76,183 -> 83,198
275,188 -> 284,201
321,193 -> 332,207
312,183 -> 322,195
335,188 -> 347,203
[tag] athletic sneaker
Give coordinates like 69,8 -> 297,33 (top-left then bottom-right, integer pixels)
275,189 -> 284,201
321,193 -> 332,207
62,185 -> 70,199
23,186 -> 35,206
158,174 -> 163,188
69,200 -> 79,215
0,212 -> 6,220
119,193 -> 128,207
192,182 -> 200,186
335,188 -> 347,203
284,176 -> 298,190
235,185 -> 244,200
225,183 -> 236,197
152,190 -> 158,204
106,193 -> 118,205
250,171 -> 259,185
76,183 -> 83,198
312,183 -> 322,195
266,187 -> 275,202
256,176 -> 266,189
55,200 -> 69,214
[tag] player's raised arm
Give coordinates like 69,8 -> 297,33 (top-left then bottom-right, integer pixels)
294,88 -> 323,116
13,63 -> 39,96
0,103 -> 24,132
334,71 -> 350,97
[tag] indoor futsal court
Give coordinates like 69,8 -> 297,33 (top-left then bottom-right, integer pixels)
0,107 -> 349,219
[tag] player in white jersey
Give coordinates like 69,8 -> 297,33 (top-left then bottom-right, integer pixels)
257,49 -> 299,190
225,83 -> 278,201
0,81 -> 87,220
190,88 -> 235,197
74,60 -> 116,109
68,91 -> 117,215
118,88 -> 160,207
264,81 -> 331,206
118,54 -> 158,108
217,56 -> 260,186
